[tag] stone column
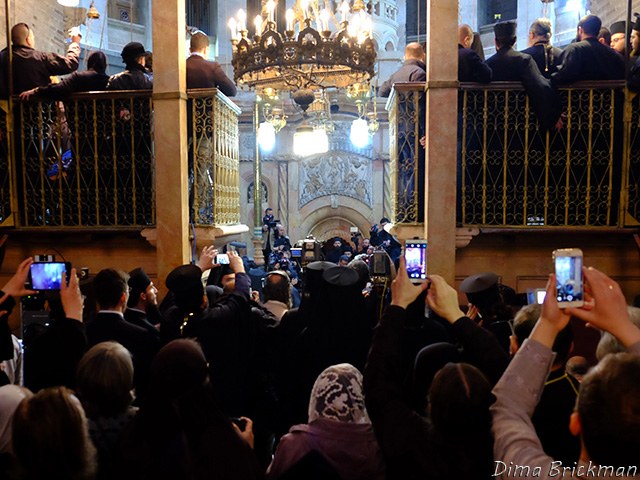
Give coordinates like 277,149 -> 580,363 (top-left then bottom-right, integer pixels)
152,0 -> 189,289
424,0 -> 458,283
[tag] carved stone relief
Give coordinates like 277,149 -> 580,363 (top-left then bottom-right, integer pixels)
299,152 -> 372,207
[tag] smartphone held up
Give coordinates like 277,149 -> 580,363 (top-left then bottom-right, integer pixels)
28,261 -> 70,291
404,240 -> 427,284
553,248 -> 584,308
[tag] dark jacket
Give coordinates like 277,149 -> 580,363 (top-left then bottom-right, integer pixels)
551,37 -> 625,85
86,311 -> 160,391
379,59 -> 426,97
106,64 -> 152,90
458,45 -> 492,83
35,69 -> 108,99
171,273 -> 256,417
186,54 -> 237,96
124,308 -> 161,340
0,42 -> 80,97
531,368 -> 581,464
23,316 -> 87,392
364,306 -> 497,480
521,43 -> 564,79
486,46 -> 560,129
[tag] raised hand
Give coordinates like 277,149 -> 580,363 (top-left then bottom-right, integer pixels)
566,267 -> 640,348
390,255 -> 430,309
426,274 -> 465,324
60,267 -> 84,322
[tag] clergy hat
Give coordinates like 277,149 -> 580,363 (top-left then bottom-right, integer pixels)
127,267 -> 151,306
610,21 -> 627,36
166,264 -> 204,295
494,21 -> 517,40
121,41 -> 146,64
634,14 -> 640,33
322,266 -> 359,287
460,272 -> 500,309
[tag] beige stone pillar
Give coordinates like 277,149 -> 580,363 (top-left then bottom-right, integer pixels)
152,0 -> 189,290
424,0 -> 458,283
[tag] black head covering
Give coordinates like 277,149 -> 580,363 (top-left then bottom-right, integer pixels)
610,21 -> 627,35
128,267 -> 151,293
380,217 -> 390,225
494,21 -> 517,41
412,343 -> 462,415
460,272 -> 500,310
121,41 -> 146,64
322,266 -> 359,287
166,264 -> 204,296
634,14 -> 640,33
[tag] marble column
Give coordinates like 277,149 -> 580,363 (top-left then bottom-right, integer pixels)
424,0 -> 458,283
152,0 -> 189,290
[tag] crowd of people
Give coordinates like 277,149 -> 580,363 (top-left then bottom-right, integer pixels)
0,25 -> 236,99
0,236 -> 638,479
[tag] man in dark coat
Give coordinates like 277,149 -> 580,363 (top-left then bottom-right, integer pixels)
0,23 -> 80,98
106,41 -> 152,90
552,15 -> 625,85
486,21 -> 560,130
458,24 -> 491,83
85,268 -> 160,395
521,18 -> 563,79
124,267 -> 162,337
186,31 -> 237,96
379,42 -> 426,97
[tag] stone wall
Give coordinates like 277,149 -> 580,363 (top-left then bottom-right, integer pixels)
594,0 -> 640,27
0,1 -> 66,54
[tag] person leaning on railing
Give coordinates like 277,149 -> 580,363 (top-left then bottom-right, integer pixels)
106,42 -> 152,91
551,14 -> 625,86
18,51 -> 109,101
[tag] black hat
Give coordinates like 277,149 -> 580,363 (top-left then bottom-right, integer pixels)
128,267 -> 151,300
460,272 -> 500,309
322,266 -> 359,287
121,41 -> 146,64
380,217 -> 390,225
634,14 -> 640,33
166,264 -> 204,295
494,21 -> 517,40
610,21 -> 627,35
306,261 -> 335,272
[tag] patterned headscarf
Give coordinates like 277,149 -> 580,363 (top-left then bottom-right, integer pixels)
308,363 -> 370,424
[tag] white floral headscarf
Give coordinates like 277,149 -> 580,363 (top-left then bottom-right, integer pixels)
308,363 -> 370,424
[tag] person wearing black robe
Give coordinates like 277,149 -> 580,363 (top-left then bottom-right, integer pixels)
521,18 -> 564,79
551,15 -> 625,85
486,21 -> 560,130
458,24 -> 491,83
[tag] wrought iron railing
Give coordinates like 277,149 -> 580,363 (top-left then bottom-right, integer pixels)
387,81 -> 640,229
386,84 -> 424,224
0,89 -> 241,229
188,89 -> 241,226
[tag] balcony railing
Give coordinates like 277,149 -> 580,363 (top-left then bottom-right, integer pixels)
387,81 -> 640,229
0,88 -> 241,229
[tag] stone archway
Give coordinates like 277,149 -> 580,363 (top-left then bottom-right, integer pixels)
298,205 -> 373,249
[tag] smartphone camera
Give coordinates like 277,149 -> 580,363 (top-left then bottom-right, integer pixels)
216,253 -> 230,265
553,248 -> 584,307
29,262 -> 69,291
405,240 -> 428,284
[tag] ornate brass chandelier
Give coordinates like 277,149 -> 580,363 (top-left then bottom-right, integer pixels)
228,0 -> 377,92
